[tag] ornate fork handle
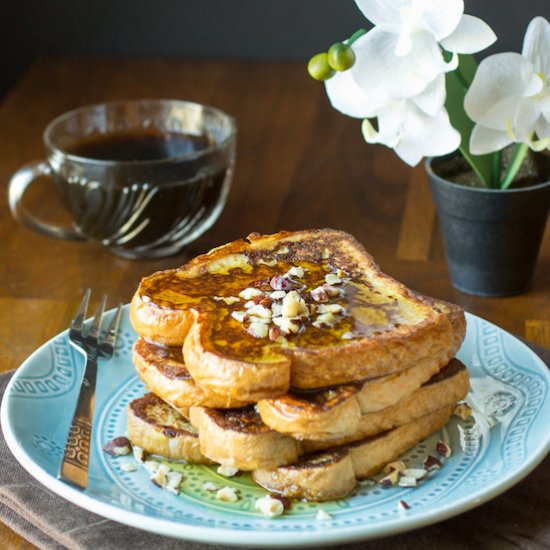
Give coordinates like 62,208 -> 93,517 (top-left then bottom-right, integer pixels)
59,350 -> 98,488
58,291 -> 121,490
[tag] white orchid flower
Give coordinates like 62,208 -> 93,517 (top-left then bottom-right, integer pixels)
465,16 -> 550,154
352,0 -> 496,100
326,63 -> 459,166
360,77 -> 461,166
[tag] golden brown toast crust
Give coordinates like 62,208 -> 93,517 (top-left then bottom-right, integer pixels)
126,393 -> 212,463
132,339 -> 252,411
188,405 -> 302,470
130,229 -> 458,400
252,406 -> 453,501
186,360 -> 467,470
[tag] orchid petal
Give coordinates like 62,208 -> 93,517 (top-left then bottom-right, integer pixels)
393,106 -> 460,165
469,125 -> 513,154
523,73 -> 545,97
440,15 -> 496,53
522,16 -> 550,76
535,117 -> 550,141
364,100 -> 460,166
325,69 -> 379,119
528,135 -> 550,151
514,100 -> 542,140
354,0 -> 405,26
353,28 -> 444,99
415,0 -> 464,40
464,53 -> 534,129
413,75 -> 445,115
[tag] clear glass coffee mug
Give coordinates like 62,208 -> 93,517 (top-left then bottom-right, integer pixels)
8,99 -> 237,259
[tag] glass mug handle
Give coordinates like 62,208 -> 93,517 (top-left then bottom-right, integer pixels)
8,161 -> 85,241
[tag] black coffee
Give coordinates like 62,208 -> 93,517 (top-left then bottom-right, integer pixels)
66,129 -> 211,161
54,127 -> 231,256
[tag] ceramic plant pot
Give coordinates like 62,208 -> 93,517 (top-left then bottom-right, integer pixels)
426,157 -> 550,297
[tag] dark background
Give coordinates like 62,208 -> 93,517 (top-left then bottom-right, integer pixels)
1,0 -> 548,98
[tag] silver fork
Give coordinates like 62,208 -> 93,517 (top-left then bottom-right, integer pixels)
58,289 -> 123,489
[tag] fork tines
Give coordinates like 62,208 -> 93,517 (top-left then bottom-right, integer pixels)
70,289 -> 123,357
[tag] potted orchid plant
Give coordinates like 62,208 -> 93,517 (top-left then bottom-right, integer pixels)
308,0 -> 550,297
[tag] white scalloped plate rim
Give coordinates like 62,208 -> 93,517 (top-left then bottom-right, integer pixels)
1,307 -> 549,547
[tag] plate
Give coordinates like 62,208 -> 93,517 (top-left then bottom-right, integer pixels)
2,307 -> 550,547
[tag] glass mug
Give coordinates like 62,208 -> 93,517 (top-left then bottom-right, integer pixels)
8,99 -> 237,259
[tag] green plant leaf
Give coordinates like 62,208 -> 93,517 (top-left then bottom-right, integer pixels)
444,53 -> 497,188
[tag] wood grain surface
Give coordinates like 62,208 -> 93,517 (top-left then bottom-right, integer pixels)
0,56 -> 548,549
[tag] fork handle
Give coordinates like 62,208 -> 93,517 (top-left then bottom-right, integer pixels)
58,353 -> 97,489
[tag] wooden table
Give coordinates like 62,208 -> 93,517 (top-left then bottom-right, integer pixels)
0,57 -> 548,549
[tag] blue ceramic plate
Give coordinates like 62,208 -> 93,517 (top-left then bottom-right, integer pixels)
2,307 -> 549,547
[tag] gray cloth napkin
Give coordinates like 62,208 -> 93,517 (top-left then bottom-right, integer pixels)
1,342 -> 549,550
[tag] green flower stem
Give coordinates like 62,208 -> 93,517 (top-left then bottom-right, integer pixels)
500,142 -> 530,189
346,28 -> 368,46
445,54 -> 501,189
491,149 -> 502,189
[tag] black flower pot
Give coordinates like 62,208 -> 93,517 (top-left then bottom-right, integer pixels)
426,157 -> 550,297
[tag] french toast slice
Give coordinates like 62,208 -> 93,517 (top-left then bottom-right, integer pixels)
188,406 -> 303,470
259,298 -> 465,438
132,338 -> 252,413
130,229 -> 457,401
261,356 -> 467,442
252,406 -> 454,501
188,360 -> 468,470
126,393 -> 213,463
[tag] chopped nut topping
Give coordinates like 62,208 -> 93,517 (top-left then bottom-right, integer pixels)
270,274 -> 297,291
247,304 -> 272,319
325,273 -> 342,285
248,322 -> 269,339
203,481 -> 218,492
336,268 -> 347,278
275,246 -> 289,255
423,455 -> 443,471
239,287 -> 264,300
165,471 -> 183,494
282,291 -> 305,318
453,402 -> 473,421
150,463 -> 171,488
270,290 -> 286,300
231,311 -> 247,323
132,445 -> 145,463
316,509 -> 333,521
323,284 -> 342,297
321,247 -> 330,259
269,326 -> 285,342
341,331 -> 354,340
383,460 -> 407,474
216,487 -> 239,502
398,500 -> 410,511
103,436 -> 132,457
286,266 -> 305,279
316,303 -> 345,314
436,440 -> 452,458
217,465 -> 239,477
379,469 -> 400,487
310,286 -> 329,303
313,312 -> 337,328
255,495 -> 285,517
272,317 -> 300,334
398,476 -> 417,488
402,468 -> 428,481
213,296 -> 240,305
120,463 -> 137,472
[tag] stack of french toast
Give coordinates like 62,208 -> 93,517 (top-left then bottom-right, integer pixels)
128,229 -> 469,501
